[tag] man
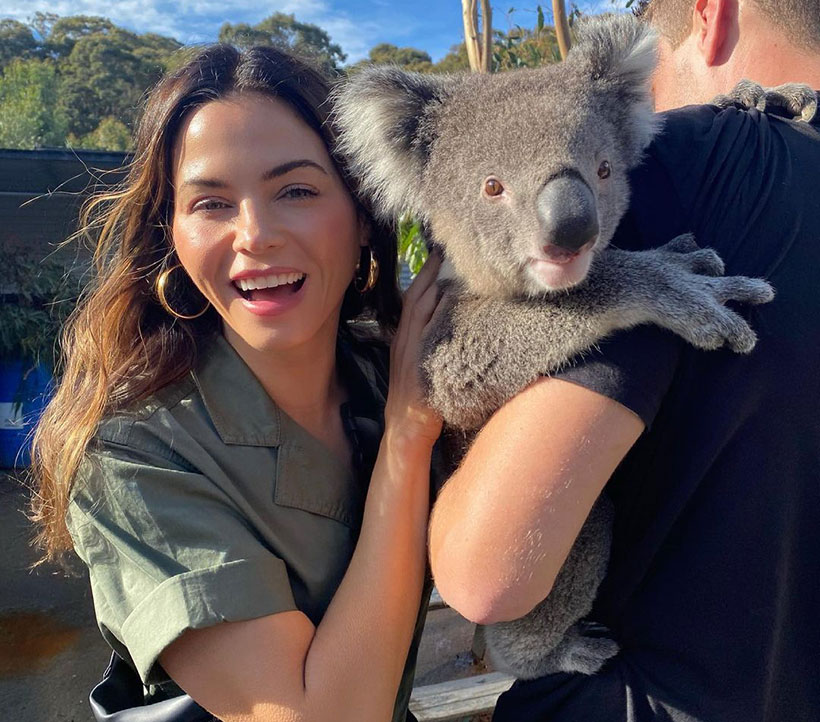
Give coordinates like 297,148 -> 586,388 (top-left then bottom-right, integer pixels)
428,0 -> 820,719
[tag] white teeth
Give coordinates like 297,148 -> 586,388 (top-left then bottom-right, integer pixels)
235,272 -> 304,292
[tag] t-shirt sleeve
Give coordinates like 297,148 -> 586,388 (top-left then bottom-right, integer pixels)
555,326 -> 682,428
67,435 -> 298,685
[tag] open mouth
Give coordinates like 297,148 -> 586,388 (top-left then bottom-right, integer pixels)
233,272 -> 306,302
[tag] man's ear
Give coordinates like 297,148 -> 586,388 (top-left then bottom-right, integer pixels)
694,0 -> 737,66
332,68 -> 457,221
571,14 -> 663,163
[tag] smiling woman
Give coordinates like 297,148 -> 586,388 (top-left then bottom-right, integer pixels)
30,44 -> 442,722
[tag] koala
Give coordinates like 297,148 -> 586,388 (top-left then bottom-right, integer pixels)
333,15 -> 776,679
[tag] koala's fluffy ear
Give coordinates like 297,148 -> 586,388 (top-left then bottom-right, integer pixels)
570,14 -> 662,164
332,67 -> 455,220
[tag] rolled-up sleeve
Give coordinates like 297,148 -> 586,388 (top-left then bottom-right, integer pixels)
67,438 -> 297,685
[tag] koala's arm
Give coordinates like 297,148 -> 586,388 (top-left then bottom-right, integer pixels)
422,236 -> 773,430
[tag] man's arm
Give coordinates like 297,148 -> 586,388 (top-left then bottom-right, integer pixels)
428,376 -> 643,625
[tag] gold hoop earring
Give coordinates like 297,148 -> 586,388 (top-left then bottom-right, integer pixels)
354,247 -> 379,294
155,264 -> 210,320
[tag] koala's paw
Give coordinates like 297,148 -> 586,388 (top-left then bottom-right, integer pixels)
655,234 -> 725,276
549,624 -> 619,675
665,275 -> 775,354
713,79 -> 818,123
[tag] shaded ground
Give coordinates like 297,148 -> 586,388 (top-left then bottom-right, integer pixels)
1,471 -> 488,721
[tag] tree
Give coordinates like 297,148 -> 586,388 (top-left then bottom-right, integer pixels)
219,13 -> 346,72
348,43 -> 434,74
71,116 -> 132,151
43,15 -> 117,58
369,44 -> 434,71
0,58 -> 67,148
0,20 -> 39,70
462,0 -> 493,72
57,28 -> 180,136
432,43 -> 471,73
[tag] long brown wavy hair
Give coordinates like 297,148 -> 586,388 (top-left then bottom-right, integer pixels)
30,44 -> 401,562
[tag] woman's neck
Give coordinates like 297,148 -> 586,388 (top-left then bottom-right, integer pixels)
223,323 -> 345,433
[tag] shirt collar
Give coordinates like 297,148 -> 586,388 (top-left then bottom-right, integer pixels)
192,334 -> 283,446
191,331 -> 386,447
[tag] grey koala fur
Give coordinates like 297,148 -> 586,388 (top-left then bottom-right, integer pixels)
333,14 -> 774,679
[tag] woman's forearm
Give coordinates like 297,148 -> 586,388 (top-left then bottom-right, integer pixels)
300,426 -> 432,721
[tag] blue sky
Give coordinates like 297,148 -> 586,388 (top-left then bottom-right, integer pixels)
0,0 -> 617,62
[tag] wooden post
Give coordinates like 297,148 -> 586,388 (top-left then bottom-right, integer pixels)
552,0 -> 572,60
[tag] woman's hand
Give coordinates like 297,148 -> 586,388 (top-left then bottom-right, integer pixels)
385,252 -> 444,447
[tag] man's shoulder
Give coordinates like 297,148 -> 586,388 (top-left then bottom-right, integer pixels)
618,100 -> 819,266
647,100 -> 820,178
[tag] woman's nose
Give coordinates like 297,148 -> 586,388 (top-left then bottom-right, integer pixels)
232,200 -> 282,252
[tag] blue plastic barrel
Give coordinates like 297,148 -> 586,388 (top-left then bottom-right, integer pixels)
0,361 -> 53,469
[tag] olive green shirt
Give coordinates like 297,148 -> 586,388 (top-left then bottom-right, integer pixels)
67,332 -> 430,722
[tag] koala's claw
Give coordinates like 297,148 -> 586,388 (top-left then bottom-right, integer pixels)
655,235 -> 726,277
548,624 -> 620,675
659,233 -> 698,253
683,249 -> 725,277
707,276 -> 775,305
707,307 -> 759,354
713,79 -> 818,123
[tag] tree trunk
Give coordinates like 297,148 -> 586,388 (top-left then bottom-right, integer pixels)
552,0 -> 572,60
462,0 -> 492,73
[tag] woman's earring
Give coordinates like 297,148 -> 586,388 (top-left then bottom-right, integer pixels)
354,246 -> 380,294
155,264 -> 210,320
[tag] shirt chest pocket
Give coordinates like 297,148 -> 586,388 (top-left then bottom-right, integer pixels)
273,433 -> 365,529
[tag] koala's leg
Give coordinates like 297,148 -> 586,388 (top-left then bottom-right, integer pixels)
484,495 -> 618,679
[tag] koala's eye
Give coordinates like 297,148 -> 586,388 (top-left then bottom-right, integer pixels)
597,161 -> 611,180
484,177 -> 505,197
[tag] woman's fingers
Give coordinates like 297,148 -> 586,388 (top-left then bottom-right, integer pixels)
403,251 -> 441,306
393,252 -> 442,357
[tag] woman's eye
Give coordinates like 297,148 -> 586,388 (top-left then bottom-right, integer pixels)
483,177 -> 505,197
193,199 -> 229,212
282,186 -> 317,200
597,160 -> 611,180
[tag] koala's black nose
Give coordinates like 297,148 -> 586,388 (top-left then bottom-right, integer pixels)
537,174 -> 599,252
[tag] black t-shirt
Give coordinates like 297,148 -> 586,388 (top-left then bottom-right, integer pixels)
494,104 -> 820,722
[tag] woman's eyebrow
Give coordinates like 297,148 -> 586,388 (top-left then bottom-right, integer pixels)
180,159 -> 328,190
262,159 -> 328,180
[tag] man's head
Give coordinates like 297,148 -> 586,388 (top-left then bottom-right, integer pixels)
638,0 -> 820,110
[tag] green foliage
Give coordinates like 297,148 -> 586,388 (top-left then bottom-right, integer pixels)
0,249 -> 78,368
492,6 -> 563,70
431,43 -> 472,73
70,116 -> 133,151
0,19 -> 39,69
57,28 -> 177,136
350,43 -> 434,74
0,14 -> 182,150
43,15 -> 117,58
219,13 -> 346,73
0,58 -> 68,148
398,215 -> 428,276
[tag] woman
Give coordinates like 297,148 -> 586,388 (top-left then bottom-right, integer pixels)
31,44 -> 442,722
